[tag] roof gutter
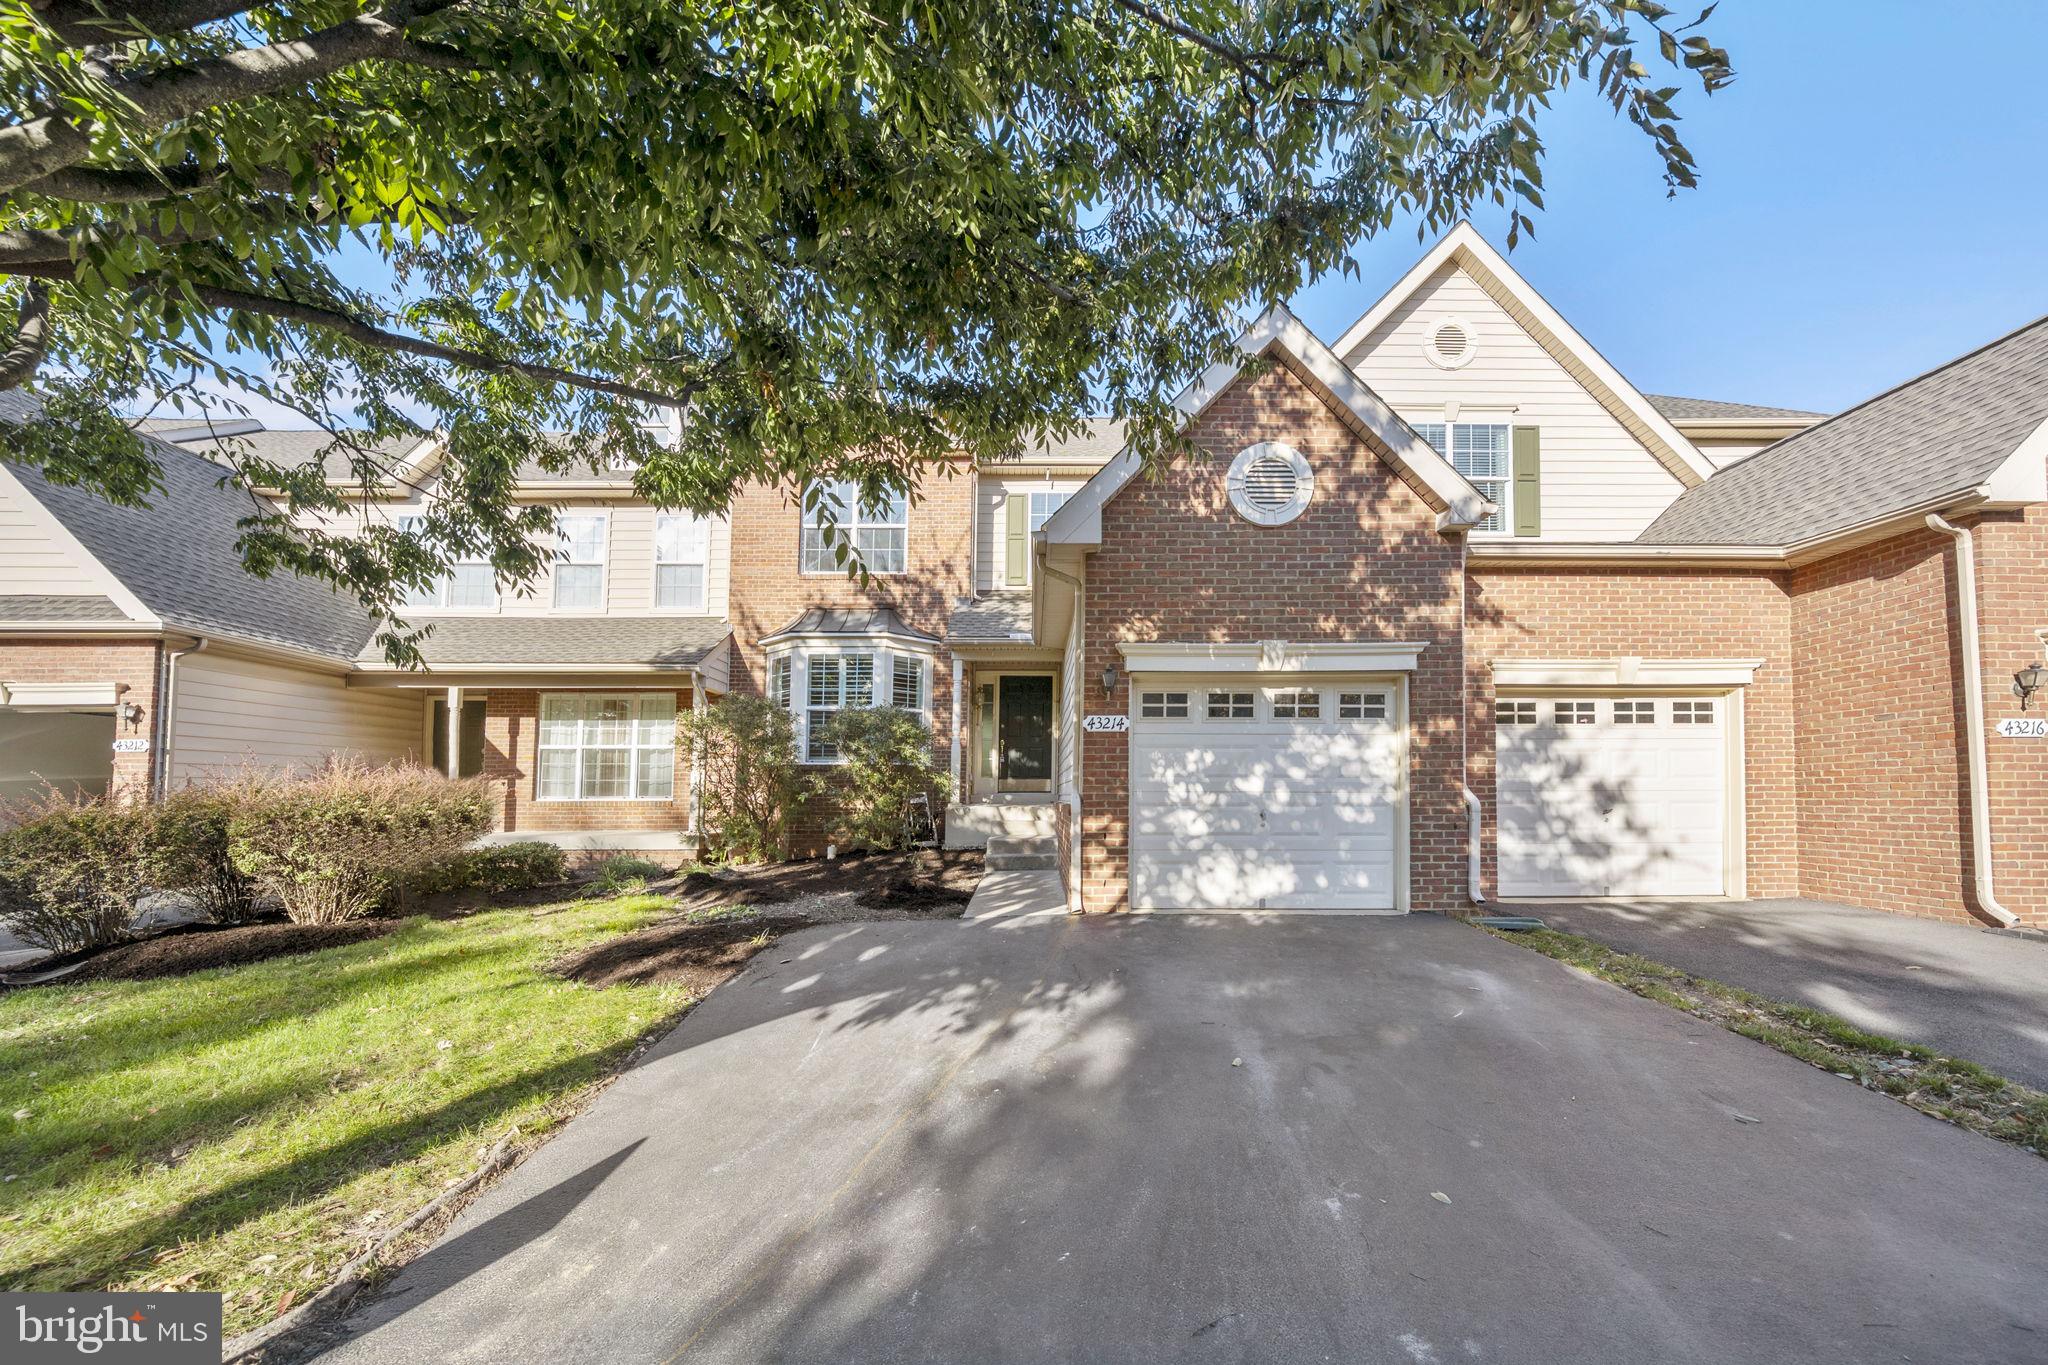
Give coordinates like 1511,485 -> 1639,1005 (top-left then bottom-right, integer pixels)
1925,514 -> 2019,928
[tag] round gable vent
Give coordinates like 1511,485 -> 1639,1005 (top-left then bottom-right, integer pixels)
1424,314 -> 1478,370
1227,442 -> 1314,526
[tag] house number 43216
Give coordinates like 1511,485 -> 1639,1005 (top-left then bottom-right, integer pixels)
1995,718 -> 2048,738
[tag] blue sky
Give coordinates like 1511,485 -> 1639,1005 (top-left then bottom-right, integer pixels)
1293,2 -> 2048,414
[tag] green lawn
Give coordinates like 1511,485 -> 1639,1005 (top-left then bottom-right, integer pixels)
0,894 -> 696,1334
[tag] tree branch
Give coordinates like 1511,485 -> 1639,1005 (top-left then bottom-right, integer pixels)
26,160 -> 221,201
0,10 -> 470,197
0,284 -> 54,390
28,0 -> 261,49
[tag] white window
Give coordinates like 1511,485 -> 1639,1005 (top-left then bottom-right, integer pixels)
1206,689 -> 1254,720
653,514 -> 709,611
396,515 -> 496,609
1673,699 -> 1716,724
891,655 -> 927,714
1417,422 -> 1511,533
1496,699 -> 1537,725
769,656 -> 792,711
1139,691 -> 1188,719
805,653 -> 875,762
1614,700 -> 1657,724
554,513 -> 608,608
1028,490 -> 1069,532
1338,691 -> 1388,720
1271,688 -> 1320,719
801,479 -> 908,574
536,693 -> 674,800
1554,700 -> 1595,725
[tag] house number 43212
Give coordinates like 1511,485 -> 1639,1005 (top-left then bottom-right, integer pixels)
1995,718 -> 2048,738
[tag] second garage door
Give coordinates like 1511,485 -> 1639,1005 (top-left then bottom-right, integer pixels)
1130,680 -> 1402,912
1496,694 -> 1728,897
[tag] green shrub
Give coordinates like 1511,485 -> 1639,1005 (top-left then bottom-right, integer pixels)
814,706 -> 950,852
679,694 -> 812,861
227,761 -> 494,925
592,854 -> 669,895
0,790 -> 147,953
144,785 -> 262,924
415,841 -> 570,896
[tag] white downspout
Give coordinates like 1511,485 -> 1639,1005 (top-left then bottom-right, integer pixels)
1463,786 -> 1487,907
949,654 -> 964,798
1926,514 -> 2019,928
152,637 -> 207,798
1459,538 -> 1486,906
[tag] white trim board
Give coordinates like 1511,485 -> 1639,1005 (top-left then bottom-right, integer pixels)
1491,658 -> 1763,689
1038,305 -> 1492,551
1330,222 -> 1715,488
1120,640 -> 1426,675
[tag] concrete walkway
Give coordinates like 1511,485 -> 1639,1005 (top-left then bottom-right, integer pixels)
962,866 -> 1068,923
1537,898 -> 2048,1089
303,915 -> 2047,1365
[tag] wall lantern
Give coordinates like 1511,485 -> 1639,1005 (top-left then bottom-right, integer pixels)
2015,660 -> 2046,710
1100,663 -> 1120,697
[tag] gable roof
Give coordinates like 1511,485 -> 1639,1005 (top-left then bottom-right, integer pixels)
1638,315 -> 2048,548
356,616 -> 730,669
1041,304 -> 1490,548
1645,394 -> 1826,425
2,389 -> 380,661
1331,222 -> 1716,487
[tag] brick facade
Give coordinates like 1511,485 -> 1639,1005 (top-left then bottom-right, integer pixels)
1076,360 -> 1468,913
0,638 -> 163,801
724,466 -> 975,853
482,687 -> 694,834
1466,566 -> 1799,900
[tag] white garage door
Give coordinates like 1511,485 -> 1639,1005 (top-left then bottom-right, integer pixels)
1130,680 -> 1402,912
1496,695 -> 1727,897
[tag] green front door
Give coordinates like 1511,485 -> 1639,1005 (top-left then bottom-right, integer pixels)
998,675 -> 1054,783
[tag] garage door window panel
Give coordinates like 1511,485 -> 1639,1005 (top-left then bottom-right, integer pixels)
1206,690 -> 1254,720
1270,689 -> 1320,719
1338,691 -> 1387,720
1140,691 -> 1189,719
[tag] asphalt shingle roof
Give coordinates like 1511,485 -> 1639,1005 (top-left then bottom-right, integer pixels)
0,594 -> 130,622
168,428 -> 423,483
363,616 -> 730,667
1645,394 -> 1826,424
1639,317 -> 2048,548
948,596 -> 1034,641
3,389 -> 380,659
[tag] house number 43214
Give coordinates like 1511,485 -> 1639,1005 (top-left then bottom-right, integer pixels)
1995,718 -> 2048,738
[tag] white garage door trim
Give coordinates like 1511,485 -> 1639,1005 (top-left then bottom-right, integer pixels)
1494,686 -> 1747,900
1127,672 -> 1409,914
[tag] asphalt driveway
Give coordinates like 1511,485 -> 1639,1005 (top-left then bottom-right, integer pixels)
306,914 -> 2046,1365
1538,898 -> 2048,1090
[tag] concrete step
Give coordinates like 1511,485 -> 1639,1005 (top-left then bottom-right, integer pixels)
987,852 -> 1058,870
986,834 -> 1057,858
944,801 -> 1060,849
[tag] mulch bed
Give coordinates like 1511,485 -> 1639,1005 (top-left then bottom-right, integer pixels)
671,847 -> 983,921
13,919 -> 401,986
551,914 -> 814,991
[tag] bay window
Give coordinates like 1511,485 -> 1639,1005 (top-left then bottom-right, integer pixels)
801,479 -> 908,574
768,644 -> 934,762
554,513 -> 608,608
654,513 -> 710,611
536,693 -> 674,800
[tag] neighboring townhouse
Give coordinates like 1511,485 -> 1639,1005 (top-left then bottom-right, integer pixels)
3,222 -> 2043,928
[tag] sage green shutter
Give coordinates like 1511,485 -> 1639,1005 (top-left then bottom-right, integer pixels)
1511,426 -> 1541,537
1005,493 -> 1029,586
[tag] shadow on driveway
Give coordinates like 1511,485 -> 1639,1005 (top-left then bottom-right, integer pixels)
1535,897 -> 2048,1089
302,914 -> 2047,1365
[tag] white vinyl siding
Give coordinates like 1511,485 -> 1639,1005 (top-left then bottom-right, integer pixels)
536,693 -> 674,800
166,651 -> 421,785
0,468 -> 119,599
1347,262 -> 1685,540
977,477 -> 1084,591
367,500 -> 733,617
